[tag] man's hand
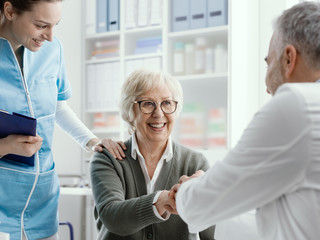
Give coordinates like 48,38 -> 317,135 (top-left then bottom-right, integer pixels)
166,170 -> 206,214
179,170 -> 205,184
167,184 -> 180,214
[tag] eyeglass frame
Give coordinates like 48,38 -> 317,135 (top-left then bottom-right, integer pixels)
132,100 -> 178,114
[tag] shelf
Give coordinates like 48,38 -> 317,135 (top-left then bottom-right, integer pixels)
85,108 -> 120,113
124,25 -> 163,35
85,56 -> 120,64
168,26 -> 228,39
125,52 -> 162,60
85,31 -> 120,40
175,72 -> 228,81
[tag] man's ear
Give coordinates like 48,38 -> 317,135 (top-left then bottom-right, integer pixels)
3,2 -> 17,21
282,45 -> 297,79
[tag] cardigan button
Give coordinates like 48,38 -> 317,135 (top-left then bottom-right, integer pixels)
147,233 -> 153,239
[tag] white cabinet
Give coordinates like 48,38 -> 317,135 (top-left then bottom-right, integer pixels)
169,26 -> 228,153
81,0 -> 260,166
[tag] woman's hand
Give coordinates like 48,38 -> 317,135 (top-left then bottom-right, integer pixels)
0,134 -> 43,157
154,190 -> 178,217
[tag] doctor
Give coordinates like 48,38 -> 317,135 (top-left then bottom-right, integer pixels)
171,2 -> 320,240
0,0 -> 124,239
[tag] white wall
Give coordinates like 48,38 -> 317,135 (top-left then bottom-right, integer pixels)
52,0 -> 83,176
229,0 -> 260,148
52,1 -> 86,240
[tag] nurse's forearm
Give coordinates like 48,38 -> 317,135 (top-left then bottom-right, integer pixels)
55,101 -> 97,148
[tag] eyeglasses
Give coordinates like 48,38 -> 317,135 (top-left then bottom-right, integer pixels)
133,100 -> 178,114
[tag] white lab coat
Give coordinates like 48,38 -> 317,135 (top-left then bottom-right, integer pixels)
177,82 -> 320,240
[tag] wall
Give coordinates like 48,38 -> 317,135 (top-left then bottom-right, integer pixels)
229,0 -> 260,148
52,0 -> 83,176
52,1 -> 86,239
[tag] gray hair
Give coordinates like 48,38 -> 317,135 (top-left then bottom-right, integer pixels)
273,1 -> 320,69
119,69 -> 183,134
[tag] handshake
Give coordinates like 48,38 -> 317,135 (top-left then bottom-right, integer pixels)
154,170 -> 205,217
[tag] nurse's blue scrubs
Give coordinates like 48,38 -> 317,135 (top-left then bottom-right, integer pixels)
0,37 -> 72,240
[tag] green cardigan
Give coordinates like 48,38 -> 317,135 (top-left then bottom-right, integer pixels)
90,138 -> 215,240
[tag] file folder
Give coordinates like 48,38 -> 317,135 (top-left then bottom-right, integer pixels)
125,0 -> 137,29
172,0 -> 189,32
207,0 -> 228,27
97,0 -> 108,33
108,0 -> 120,31
137,0 -> 149,27
0,110 -> 37,166
85,0 -> 96,35
190,0 -> 206,29
150,0 -> 162,26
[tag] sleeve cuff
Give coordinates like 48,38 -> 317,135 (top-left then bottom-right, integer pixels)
152,191 -> 171,220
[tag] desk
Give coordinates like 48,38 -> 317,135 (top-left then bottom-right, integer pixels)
60,187 -> 92,196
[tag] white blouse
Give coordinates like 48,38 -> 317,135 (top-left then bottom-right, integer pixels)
176,82 -> 320,240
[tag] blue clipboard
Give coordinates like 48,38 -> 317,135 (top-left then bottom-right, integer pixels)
0,110 -> 37,166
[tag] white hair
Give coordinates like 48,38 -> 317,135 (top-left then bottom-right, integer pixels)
119,69 -> 183,134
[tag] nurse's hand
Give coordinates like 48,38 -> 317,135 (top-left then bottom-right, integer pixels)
87,138 -> 126,160
0,134 -> 43,157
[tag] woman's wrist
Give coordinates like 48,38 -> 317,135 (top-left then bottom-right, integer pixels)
154,190 -> 170,216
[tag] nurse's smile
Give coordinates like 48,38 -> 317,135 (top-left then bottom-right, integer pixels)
33,38 -> 44,47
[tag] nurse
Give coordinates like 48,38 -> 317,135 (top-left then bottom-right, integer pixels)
0,0 -> 124,239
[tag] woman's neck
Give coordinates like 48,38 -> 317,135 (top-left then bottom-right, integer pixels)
138,140 -> 167,179
139,140 -> 166,161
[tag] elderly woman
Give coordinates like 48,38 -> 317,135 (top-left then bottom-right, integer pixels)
90,69 -> 215,240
